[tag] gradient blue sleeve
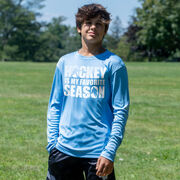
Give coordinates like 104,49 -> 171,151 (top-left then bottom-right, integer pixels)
101,65 -> 130,162
46,65 -> 64,153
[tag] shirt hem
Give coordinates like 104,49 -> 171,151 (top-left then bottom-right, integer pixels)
55,142 -> 101,159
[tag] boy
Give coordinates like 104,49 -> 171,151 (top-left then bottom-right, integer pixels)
46,3 -> 130,180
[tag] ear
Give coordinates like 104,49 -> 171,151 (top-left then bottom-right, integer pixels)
77,27 -> 81,34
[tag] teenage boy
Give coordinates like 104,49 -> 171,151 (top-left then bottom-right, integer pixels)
46,3 -> 130,180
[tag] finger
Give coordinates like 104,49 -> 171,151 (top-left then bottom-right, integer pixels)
106,166 -> 113,175
101,166 -> 108,176
96,162 -> 105,176
102,163 -> 114,176
96,158 -> 100,170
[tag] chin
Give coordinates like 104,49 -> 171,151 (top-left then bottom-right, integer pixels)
88,37 -> 101,42
88,40 -> 101,44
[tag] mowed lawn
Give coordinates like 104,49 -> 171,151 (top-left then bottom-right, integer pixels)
0,62 -> 179,180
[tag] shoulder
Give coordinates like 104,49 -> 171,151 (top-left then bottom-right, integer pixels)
61,51 -> 77,60
106,50 -> 126,73
57,51 -> 77,68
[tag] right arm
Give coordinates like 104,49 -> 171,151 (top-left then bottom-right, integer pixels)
46,65 -> 64,153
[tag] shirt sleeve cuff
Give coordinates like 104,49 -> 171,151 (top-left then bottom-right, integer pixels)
100,149 -> 115,162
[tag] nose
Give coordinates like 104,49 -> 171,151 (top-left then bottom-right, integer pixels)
90,23 -> 96,29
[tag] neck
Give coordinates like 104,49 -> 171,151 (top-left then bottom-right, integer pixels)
79,40 -> 105,56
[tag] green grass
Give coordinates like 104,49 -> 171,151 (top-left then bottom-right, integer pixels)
0,62 -> 180,180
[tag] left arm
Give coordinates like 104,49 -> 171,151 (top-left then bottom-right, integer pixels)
96,65 -> 130,176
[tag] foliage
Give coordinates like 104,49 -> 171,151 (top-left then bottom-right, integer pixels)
104,16 -> 123,50
0,0 -> 44,61
110,16 -> 123,40
0,0 -> 81,62
112,35 -> 131,61
1,0 -> 180,62
126,0 -> 180,61
35,17 -> 69,62
34,18 -> 81,62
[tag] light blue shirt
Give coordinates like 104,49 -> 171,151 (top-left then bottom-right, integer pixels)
47,50 -> 130,162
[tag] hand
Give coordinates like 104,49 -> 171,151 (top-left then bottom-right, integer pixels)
96,156 -> 114,177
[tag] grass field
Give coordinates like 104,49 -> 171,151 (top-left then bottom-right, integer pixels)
0,62 -> 179,180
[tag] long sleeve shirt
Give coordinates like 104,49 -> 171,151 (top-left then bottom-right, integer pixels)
47,50 -> 130,162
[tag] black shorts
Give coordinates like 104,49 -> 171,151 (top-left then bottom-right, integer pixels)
47,147 -> 116,180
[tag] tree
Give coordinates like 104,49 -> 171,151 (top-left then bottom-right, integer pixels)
135,0 -> 180,61
35,17 -> 65,62
113,35 -> 131,61
0,0 -> 80,62
35,17 -> 79,62
63,27 -> 81,53
0,0 -> 44,61
124,17 -> 145,61
104,16 -> 124,50
110,16 -> 123,40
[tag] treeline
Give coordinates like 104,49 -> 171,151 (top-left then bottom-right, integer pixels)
0,0 -> 180,62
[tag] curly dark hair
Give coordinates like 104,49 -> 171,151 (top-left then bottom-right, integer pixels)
75,4 -> 111,33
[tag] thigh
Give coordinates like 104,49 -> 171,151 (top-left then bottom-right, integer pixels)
82,158 -> 116,180
47,148 -> 84,180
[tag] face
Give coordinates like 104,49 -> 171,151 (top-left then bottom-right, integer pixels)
77,16 -> 106,44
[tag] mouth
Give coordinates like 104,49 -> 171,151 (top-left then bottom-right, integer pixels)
88,32 -> 96,36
